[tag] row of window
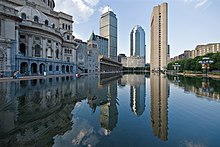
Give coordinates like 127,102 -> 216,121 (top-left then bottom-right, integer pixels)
21,13 -> 57,28
62,23 -> 71,30
65,49 -> 72,54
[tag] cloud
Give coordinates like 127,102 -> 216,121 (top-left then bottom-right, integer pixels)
183,0 -> 209,8
99,5 -> 113,14
55,0 -> 100,23
195,0 -> 208,8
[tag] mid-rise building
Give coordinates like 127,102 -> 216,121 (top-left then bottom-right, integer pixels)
100,10 -> 117,61
171,43 -> 220,62
150,2 -> 168,71
130,25 -> 146,59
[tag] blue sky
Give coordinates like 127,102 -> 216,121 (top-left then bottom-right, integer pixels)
55,0 -> 220,62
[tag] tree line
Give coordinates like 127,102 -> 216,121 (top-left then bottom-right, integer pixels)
167,52 -> 220,72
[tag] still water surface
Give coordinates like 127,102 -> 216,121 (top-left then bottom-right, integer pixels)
0,74 -> 220,147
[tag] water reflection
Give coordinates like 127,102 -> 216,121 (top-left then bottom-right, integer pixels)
150,73 -> 169,141
168,76 -> 220,101
1,74 -> 220,146
0,77 -> 77,146
119,74 -> 146,116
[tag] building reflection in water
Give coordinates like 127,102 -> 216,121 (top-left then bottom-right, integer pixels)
119,74 -> 146,116
0,77 -> 78,146
150,73 -> 169,141
168,76 -> 220,101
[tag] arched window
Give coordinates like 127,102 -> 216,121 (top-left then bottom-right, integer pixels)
52,23 -> 55,28
66,24 -> 68,30
62,23 -> 64,29
21,13 -> 26,20
35,45 -> 41,57
45,20 -> 49,26
68,25 -> 71,30
34,16 -> 39,23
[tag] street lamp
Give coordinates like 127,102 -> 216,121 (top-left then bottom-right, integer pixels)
198,57 -> 214,77
173,62 -> 181,73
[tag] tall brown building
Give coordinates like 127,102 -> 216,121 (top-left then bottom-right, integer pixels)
150,2 -> 168,71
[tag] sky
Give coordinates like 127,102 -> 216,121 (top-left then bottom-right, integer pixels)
54,0 -> 220,63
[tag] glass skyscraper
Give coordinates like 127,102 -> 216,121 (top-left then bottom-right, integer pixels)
130,25 -> 146,58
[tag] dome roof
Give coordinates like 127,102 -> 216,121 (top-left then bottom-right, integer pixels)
16,6 -> 50,25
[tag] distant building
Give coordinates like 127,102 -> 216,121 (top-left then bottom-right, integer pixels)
171,43 -> 220,62
121,56 -> 145,68
100,10 -> 117,61
150,2 -> 168,71
130,25 -> 146,60
118,53 -> 126,63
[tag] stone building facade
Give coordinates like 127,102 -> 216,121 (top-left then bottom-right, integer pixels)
0,0 -> 78,76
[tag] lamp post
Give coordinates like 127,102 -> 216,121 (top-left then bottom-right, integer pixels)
173,62 -> 181,74
198,57 -> 213,77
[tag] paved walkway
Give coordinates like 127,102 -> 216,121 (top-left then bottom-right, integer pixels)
0,71 -> 123,82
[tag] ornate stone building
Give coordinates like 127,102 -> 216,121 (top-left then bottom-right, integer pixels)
0,0 -> 78,76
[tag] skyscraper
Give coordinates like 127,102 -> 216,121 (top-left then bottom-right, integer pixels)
100,10 -> 117,61
150,2 -> 168,71
130,25 -> 146,58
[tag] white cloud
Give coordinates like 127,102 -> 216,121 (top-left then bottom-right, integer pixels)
183,0 -> 209,8
99,5 -> 113,14
55,0 -> 100,23
195,0 -> 208,8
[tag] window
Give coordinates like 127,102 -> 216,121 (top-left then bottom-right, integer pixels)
48,40 -> 51,43
49,65 -> 52,71
20,35 -> 25,39
66,24 -> 67,29
56,49 -> 59,58
35,45 -> 41,57
52,23 -> 55,28
68,25 -> 71,30
67,57 -> 70,62
34,16 -> 39,22
45,20 -> 49,26
67,35 -> 70,40
56,66 -> 59,71
62,23 -> 64,29
47,48 -> 52,58
21,13 -> 26,20
20,43 -> 26,56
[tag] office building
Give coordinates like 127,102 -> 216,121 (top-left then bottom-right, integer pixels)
150,2 -> 168,71
130,25 -> 146,59
100,10 -> 117,61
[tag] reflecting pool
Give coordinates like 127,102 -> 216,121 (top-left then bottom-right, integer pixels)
0,73 -> 220,147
